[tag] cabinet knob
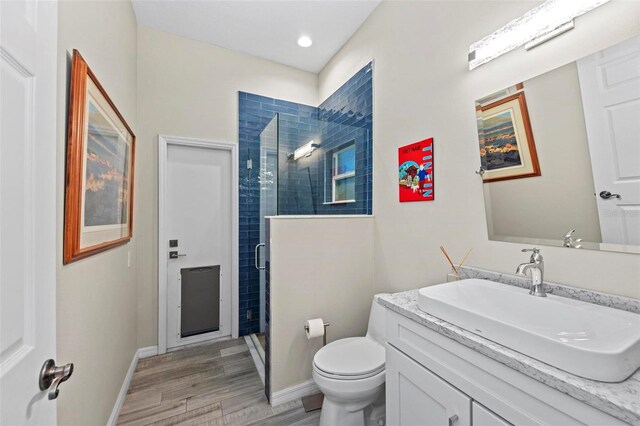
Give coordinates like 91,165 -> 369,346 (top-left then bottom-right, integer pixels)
448,414 -> 459,426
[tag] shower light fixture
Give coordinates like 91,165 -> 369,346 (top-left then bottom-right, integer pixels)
292,140 -> 319,160
468,0 -> 611,70
298,36 -> 313,48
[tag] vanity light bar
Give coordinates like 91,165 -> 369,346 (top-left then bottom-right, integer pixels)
468,0 -> 610,70
524,20 -> 574,51
293,140 -> 319,160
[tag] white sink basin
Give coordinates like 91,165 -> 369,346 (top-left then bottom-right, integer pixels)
417,279 -> 640,382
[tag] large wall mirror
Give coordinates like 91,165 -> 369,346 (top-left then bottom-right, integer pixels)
475,35 -> 640,254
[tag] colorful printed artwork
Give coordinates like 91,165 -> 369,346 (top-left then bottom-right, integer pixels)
84,100 -> 131,226
398,138 -> 434,202
480,110 -> 522,171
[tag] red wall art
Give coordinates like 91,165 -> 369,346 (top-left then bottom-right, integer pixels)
398,138 -> 434,202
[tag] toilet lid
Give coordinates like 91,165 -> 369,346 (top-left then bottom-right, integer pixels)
313,337 -> 385,377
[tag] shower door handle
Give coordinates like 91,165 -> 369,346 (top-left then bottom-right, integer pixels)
255,243 -> 265,270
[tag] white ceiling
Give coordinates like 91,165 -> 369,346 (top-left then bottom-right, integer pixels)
131,0 -> 381,73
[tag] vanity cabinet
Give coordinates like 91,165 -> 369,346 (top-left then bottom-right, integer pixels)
386,346 -> 471,425
387,346 -> 510,426
385,309 -> 628,426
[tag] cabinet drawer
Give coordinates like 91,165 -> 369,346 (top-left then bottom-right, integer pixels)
386,346 -> 471,426
473,402 -> 512,426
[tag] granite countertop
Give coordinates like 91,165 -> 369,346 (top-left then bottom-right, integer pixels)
378,289 -> 640,425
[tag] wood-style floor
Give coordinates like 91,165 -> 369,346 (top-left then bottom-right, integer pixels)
255,333 -> 266,352
117,338 -> 320,426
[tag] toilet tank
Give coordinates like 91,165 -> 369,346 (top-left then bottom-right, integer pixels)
366,294 -> 388,345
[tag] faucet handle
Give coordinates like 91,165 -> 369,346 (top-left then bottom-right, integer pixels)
522,248 -> 542,262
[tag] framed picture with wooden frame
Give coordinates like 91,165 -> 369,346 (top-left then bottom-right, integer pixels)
476,89 -> 540,183
64,50 -> 136,264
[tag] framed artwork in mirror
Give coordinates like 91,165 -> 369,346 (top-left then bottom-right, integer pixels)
474,35 -> 640,254
64,50 -> 136,264
476,91 -> 540,183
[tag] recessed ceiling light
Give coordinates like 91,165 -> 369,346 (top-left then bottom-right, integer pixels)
297,36 -> 312,48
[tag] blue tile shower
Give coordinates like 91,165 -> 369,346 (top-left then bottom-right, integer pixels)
238,62 -> 373,337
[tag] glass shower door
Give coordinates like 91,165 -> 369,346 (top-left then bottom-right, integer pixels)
258,114 -> 278,332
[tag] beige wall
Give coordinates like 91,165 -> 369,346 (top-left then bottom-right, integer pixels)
56,1 -> 138,425
268,216 -> 375,394
487,62 -> 602,242
135,27 -> 319,347
319,0 -> 640,298
53,2 -> 640,415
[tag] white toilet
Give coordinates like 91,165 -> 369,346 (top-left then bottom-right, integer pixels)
313,295 -> 387,426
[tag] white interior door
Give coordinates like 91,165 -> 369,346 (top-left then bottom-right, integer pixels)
578,36 -> 640,247
166,144 -> 232,349
0,0 -> 60,424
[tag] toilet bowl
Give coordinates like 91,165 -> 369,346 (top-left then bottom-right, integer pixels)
313,296 -> 387,426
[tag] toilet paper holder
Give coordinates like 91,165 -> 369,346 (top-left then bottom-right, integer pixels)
304,322 -> 330,346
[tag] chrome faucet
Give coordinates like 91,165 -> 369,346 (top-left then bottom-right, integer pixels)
563,229 -> 583,249
516,248 -> 547,297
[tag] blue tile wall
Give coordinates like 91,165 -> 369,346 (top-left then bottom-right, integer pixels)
264,217 -> 271,401
264,257 -> 271,401
277,103 -> 320,215
316,62 -> 373,215
238,93 -> 319,336
238,62 -> 373,336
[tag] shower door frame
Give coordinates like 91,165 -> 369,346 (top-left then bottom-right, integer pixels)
157,135 -> 239,355
258,114 -> 279,333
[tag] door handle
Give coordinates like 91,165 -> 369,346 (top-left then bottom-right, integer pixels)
39,359 -> 74,400
255,243 -> 265,270
599,190 -> 621,200
169,251 -> 187,259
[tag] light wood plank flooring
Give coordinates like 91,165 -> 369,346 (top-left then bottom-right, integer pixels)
118,338 -> 320,426
255,334 -> 266,352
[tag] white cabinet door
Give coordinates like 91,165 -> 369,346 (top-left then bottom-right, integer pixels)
473,402 -> 512,426
387,346 -> 471,426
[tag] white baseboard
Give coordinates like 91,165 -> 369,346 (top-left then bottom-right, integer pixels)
270,379 -> 319,407
138,345 -> 158,359
107,345 -> 159,425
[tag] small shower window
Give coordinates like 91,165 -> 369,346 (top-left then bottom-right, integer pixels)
331,144 -> 356,202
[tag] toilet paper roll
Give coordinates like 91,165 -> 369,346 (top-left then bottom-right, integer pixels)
305,318 -> 325,339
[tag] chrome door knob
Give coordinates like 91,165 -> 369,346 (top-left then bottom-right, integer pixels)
39,359 -> 74,400
599,190 -> 621,200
